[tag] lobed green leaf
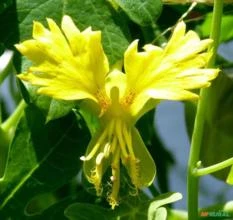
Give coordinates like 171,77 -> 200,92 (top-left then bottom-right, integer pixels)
111,0 -> 162,26
0,105 -> 90,218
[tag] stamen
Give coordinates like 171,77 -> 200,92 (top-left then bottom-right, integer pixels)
103,143 -> 111,158
107,147 -> 120,209
122,123 -> 135,157
96,89 -> 110,116
115,119 -> 128,159
90,166 -> 103,196
80,142 -> 100,161
96,152 -> 104,165
80,127 -> 108,161
107,119 -> 115,139
121,90 -> 136,108
128,156 -> 141,188
80,156 -> 86,161
89,152 -> 105,196
110,136 -> 117,155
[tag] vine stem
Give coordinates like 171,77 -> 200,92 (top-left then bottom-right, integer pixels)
1,100 -> 26,132
194,157 -> 233,176
0,50 -> 14,85
187,1 -> 223,220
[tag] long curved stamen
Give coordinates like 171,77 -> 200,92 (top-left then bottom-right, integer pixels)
80,143 -> 100,161
103,142 -> 111,158
121,90 -> 136,108
115,119 -> 128,160
110,135 -> 117,154
107,119 -> 115,138
96,89 -> 111,117
80,126 -> 109,161
122,122 -> 134,156
108,147 -> 120,209
90,152 -> 105,195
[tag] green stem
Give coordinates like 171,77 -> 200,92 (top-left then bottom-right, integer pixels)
0,50 -> 14,85
1,100 -> 26,132
0,100 -> 26,177
194,157 -> 233,176
152,3 -> 197,45
187,1 -> 223,220
151,23 -> 167,46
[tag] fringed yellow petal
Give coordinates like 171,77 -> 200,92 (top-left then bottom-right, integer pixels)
147,88 -> 199,100
124,40 -> 163,90
18,72 -> 51,86
123,21 -> 219,118
61,15 -> 83,56
16,16 -> 109,103
61,15 -> 80,35
37,86 -> 98,101
164,21 -> 186,54
86,30 -> 109,86
32,21 -> 50,40
15,40 -> 53,64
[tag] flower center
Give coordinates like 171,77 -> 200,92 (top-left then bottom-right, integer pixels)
80,118 -> 140,209
121,90 -> 136,108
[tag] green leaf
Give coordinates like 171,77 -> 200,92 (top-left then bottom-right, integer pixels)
77,101 -> 101,137
0,0 -> 130,66
111,0 -> 162,26
14,0 -> 130,67
64,0 -> 130,65
46,99 -> 76,123
65,203 -> 111,220
199,13 -> 233,42
199,73 -> 233,181
28,190 -> 96,220
19,85 -> 76,122
0,105 -> 90,218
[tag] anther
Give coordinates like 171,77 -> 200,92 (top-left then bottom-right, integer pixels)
95,89 -> 110,115
80,156 -> 86,161
104,143 -> 111,158
121,90 -> 136,107
96,152 -> 104,165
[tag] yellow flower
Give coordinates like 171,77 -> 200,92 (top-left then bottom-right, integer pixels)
16,16 -> 219,209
